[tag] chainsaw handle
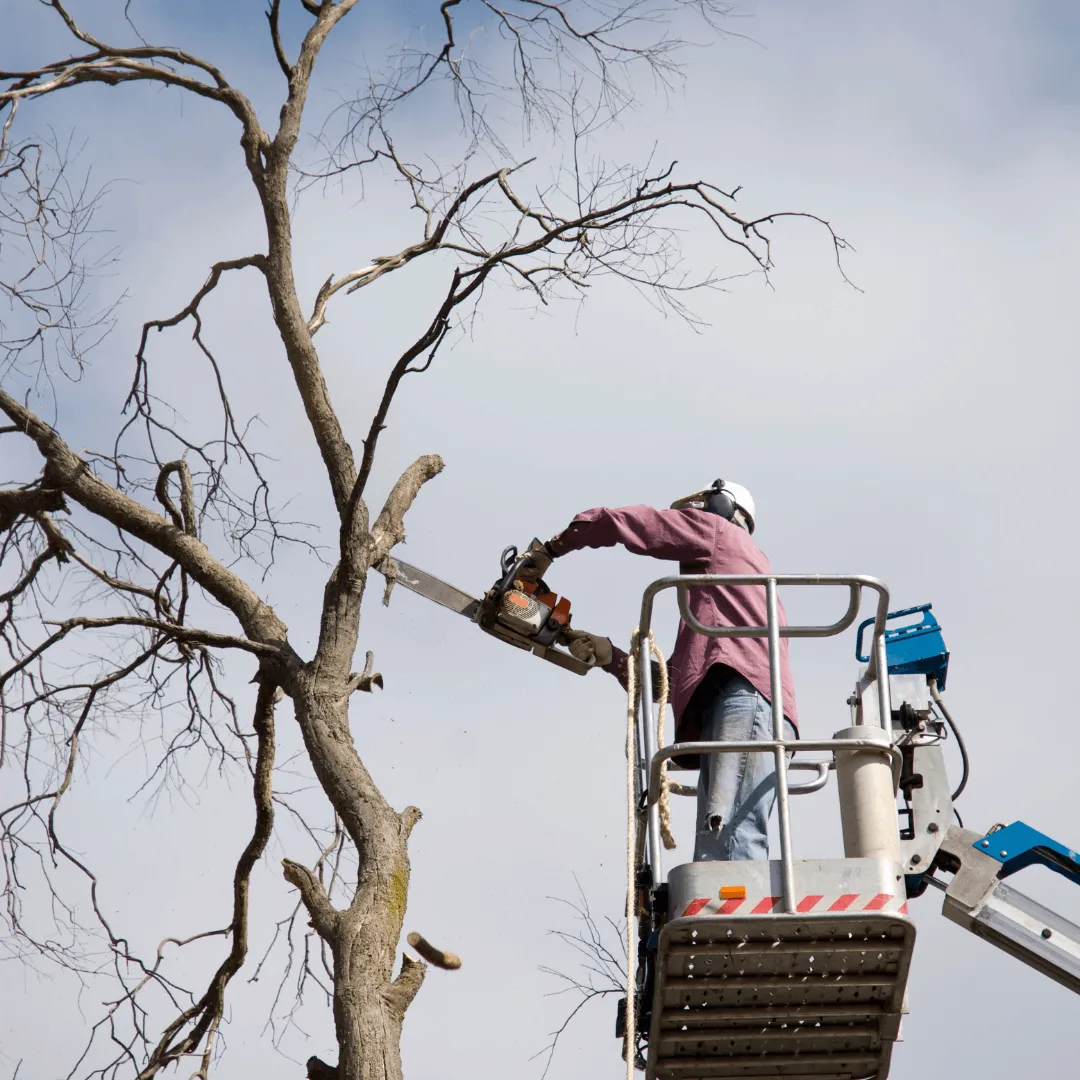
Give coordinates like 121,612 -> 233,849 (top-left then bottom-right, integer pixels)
538,639 -> 594,675
493,542 -> 592,673
498,543 -> 549,596
500,544 -> 519,576
497,545 -> 530,596
479,621 -> 593,675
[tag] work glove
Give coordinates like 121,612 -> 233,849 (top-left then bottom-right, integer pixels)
515,541 -> 554,583
566,629 -> 613,668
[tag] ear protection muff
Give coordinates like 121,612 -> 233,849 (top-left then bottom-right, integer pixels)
703,479 -> 738,523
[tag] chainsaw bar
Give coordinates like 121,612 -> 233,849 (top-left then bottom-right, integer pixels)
387,559 -> 481,620
378,557 -> 591,676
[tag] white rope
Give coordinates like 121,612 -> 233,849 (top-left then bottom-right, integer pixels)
651,638 -> 674,851
624,630 -> 674,1077
666,780 -> 698,797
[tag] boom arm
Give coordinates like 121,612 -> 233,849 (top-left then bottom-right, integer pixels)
863,603 -> 1080,996
931,822 -> 1080,995
886,687 -> 1080,994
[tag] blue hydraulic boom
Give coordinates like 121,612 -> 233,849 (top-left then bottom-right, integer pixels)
865,602 -> 1080,996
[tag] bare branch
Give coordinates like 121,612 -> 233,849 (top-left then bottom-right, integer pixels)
535,884 -> 628,1077
350,271 -> 482,507
386,952 -> 428,1015
282,859 -> 339,939
135,257 -> 265,348
0,486 -> 67,531
154,461 -> 197,537
0,389 -> 291,647
305,162 -> 521,334
136,677 -> 278,1078
39,615 -> 282,658
0,3 -> 265,139
369,455 -> 445,564
267,0 -> 293,78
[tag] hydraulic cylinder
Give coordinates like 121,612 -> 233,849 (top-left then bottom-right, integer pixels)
834,725 -> 901,864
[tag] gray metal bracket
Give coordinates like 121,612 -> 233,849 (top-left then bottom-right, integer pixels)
898,743 -> 952,875
934,826 -> 1080,995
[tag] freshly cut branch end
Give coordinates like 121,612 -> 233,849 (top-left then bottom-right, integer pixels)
406,931 -> 461,971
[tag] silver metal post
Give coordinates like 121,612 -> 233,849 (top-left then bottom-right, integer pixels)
638,633 -> 663,883
766,578 -> 795,914
874,631 -> 892,730
648,738 -> 902,801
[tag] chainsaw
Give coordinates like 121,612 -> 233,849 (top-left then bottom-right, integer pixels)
378,541 -> 594,675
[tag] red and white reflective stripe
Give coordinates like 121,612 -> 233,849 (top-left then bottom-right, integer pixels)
681,893 -> 909,917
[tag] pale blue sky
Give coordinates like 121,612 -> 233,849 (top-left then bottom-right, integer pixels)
2,2 -> 1080,1079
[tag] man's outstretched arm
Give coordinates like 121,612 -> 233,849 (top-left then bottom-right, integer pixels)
547,504 -> 716,562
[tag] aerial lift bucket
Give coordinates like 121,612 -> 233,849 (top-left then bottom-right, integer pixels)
630,575 -> 914,1080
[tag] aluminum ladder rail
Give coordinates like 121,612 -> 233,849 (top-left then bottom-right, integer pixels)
632,575 -> 914,1080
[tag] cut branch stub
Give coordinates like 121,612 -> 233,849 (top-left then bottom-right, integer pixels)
385,952 -> 427,1017
282,858 -> 339,940
400,805 -> 422,837
346,650 -> 383,694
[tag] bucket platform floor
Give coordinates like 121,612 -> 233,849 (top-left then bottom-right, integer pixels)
646,912 -> 915,1080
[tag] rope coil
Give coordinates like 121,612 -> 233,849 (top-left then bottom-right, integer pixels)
623,629 -> 673,1076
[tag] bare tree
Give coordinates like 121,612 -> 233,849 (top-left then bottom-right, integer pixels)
0,3 -> 848,1079
535,884 -> 630,1078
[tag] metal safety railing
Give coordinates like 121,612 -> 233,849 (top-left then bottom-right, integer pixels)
636,574 -> 899,915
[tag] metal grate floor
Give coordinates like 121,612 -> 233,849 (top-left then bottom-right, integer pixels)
646,913 -> 915,1080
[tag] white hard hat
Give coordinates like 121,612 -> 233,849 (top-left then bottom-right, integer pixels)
670,479 -> 756,534
720,481 -> 756,530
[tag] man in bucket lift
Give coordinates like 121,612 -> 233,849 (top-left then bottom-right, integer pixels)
521,481 -> 797,862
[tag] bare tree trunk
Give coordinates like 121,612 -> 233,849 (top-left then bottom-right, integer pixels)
332,934 -> 408,1080
287,673 -> 425,1080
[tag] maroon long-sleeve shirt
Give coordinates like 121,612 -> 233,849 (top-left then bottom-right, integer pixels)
548,505 -> 797,740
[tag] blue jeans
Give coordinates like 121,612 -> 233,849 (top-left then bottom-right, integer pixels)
694,673 -> 796,862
